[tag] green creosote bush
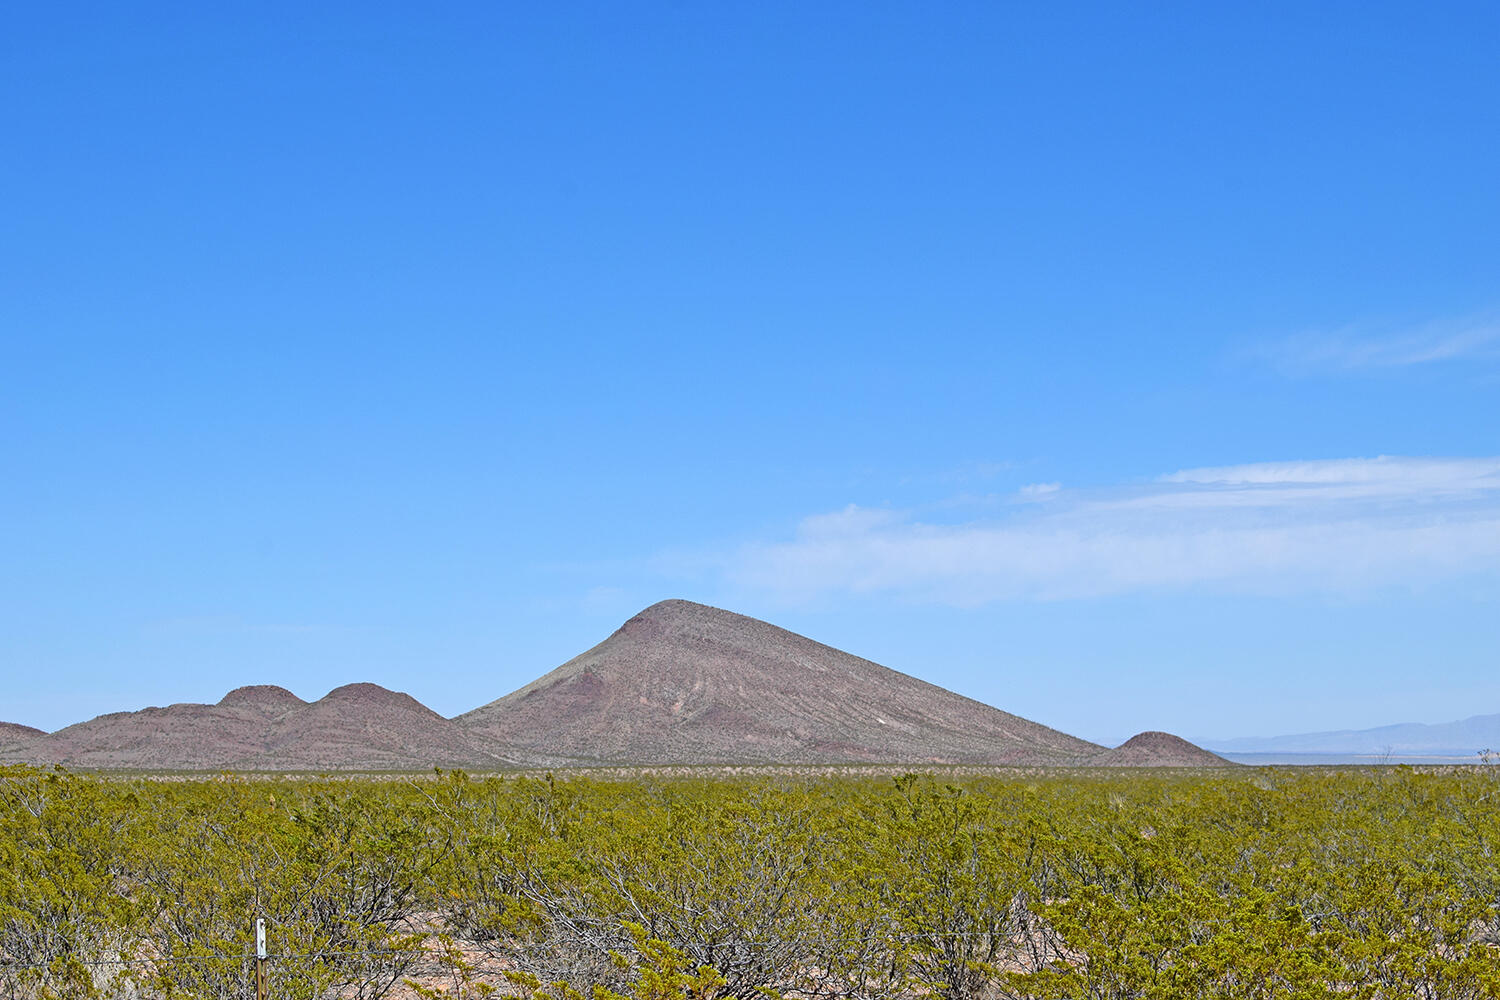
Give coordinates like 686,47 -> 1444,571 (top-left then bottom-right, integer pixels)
4,765 -> 1500,999
501,923 -> 727,1000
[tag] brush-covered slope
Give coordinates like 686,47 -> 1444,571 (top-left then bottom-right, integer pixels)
12,684 -> 517,771
1090,731 -> 1231,766
459,599 -> 1103,766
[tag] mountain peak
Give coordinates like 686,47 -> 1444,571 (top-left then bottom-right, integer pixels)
318,682 -> 429,713
625,599 -> 735,629
217,685 -> 306,711
635,598 -> 707,618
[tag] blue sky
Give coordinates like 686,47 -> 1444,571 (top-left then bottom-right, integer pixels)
3,2 -> 1497,742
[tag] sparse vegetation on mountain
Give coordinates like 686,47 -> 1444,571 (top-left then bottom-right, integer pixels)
3,683 -> 519,772
1088,731 -> 1229,766
459,599 -> 1110,766
0,725 -> 44,762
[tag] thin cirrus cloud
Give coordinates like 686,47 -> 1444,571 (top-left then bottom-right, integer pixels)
724,457 -> 1500,604
1251,315 -> 1500,374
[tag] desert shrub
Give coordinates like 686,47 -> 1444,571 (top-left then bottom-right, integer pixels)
4,766 -> 1500,999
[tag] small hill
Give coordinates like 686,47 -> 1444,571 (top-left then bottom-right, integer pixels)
1090,731 -> 1231,766
12,684 -> 519,771
458,599 -> 1103,766
0,722 -> 46,761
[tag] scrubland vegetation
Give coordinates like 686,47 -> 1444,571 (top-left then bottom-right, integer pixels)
2,765 -> 1498,999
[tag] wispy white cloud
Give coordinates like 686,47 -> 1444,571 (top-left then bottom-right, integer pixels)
720,457 -> 1500,604
1252,315 -> 1500,373
1160,456 -> 1500,487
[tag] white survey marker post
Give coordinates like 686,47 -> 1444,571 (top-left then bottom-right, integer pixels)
255,916 -> 268,1000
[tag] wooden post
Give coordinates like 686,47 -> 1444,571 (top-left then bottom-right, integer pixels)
255,916 -> 267,1000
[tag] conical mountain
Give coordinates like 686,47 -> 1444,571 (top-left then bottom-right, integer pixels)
458,599 -> 1103,765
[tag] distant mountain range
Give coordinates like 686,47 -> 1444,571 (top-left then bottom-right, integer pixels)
2,600 -> 1226,771
1207,714 -> 1500,758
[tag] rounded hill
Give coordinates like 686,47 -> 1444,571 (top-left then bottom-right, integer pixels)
1090,731 -> 1231,766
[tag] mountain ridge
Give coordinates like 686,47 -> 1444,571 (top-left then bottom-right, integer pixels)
4,599 -> 1225,770
1207,712 -> 1500,756
5,683 -> 518,771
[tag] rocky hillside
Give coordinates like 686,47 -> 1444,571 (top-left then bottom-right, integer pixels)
0,722 -> 45,759
6,683 -> 518,771
458,599 -> 1105,766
